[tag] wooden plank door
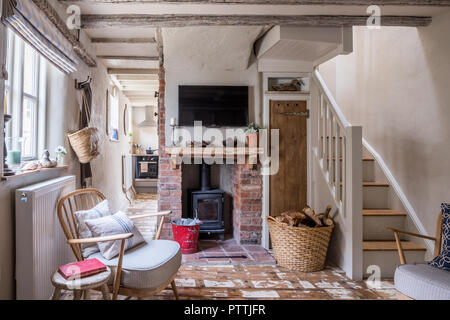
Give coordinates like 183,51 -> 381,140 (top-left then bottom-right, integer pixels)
270,100 -> 307,216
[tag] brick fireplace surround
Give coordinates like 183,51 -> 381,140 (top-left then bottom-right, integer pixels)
157,66 -> 263,244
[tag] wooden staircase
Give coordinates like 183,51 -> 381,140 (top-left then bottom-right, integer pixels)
361,156 -> 426,278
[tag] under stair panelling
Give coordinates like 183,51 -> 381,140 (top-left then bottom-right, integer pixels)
362,183 -> 389,209
363,210 -> 407,241
360,153 -> 426,278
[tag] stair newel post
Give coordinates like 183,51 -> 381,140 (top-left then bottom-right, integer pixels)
345,125 -> 363,281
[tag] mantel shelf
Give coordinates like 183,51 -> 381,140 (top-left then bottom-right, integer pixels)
265,91 -> 310,95
165,147 -> 263,170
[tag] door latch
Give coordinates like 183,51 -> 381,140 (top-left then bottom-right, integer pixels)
275,109 -> 309,118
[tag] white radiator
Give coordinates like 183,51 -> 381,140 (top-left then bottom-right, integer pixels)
15,176 -> 76,300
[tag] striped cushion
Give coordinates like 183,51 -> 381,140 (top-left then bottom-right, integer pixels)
429,203 -> 450,271
85,211 -> 145,260
74,200 -> 110,258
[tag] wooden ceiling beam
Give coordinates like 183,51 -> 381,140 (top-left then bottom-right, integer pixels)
119,80 -> 159,86
97,55 -> 159,61
91,37 -> 156,44
116,74 -> 158,80
81,14 -> 432,28
107,68 -> 159,74
61,0 -> 450,6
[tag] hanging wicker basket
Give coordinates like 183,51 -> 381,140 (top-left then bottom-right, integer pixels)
67,127 -> 99,164
266,216 -> 334,272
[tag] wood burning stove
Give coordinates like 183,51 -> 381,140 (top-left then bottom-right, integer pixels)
189,163 -> 225,240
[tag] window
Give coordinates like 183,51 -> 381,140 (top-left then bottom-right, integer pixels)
108,88 -> 119,141
4,28 -> 46,164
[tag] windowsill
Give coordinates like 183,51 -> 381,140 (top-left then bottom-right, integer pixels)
1,165 -> 69,181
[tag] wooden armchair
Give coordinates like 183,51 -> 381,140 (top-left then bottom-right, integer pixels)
57,188 -> 179,300
387,212 -> 443,264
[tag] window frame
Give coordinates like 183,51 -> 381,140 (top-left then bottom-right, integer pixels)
5,29 -> 44,162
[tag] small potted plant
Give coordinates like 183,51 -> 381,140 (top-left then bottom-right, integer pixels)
55,145 -> 67,167
244,123 -> 261,148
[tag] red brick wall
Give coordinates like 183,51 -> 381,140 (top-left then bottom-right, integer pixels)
232,164 -> 263,244
157,65 -> 182,240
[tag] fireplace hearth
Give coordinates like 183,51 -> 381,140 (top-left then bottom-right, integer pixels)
189,163 -> 225,240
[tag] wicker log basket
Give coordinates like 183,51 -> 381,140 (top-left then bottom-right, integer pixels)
67,89 -> 99,164
266,210 -> 334,272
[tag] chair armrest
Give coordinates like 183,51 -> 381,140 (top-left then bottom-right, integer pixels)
386,228 -> 437,241
67,233 -> 133,245
387,227 -> 435,265
128,210 -> 171,221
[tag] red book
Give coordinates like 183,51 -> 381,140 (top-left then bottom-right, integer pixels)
58,259 -> 107,280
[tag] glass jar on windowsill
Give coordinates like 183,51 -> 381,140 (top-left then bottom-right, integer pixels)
6,137 -> 23,168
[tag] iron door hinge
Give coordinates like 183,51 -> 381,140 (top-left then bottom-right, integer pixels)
1,64 -> 8,80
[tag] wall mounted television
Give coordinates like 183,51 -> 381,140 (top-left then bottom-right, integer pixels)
178,85 -> 249,127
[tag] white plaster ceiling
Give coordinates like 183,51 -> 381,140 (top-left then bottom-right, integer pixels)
163,26 -> 263,71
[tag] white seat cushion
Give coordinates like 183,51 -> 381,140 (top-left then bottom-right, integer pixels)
88,239 -> 181,290
394,263 -> 450,300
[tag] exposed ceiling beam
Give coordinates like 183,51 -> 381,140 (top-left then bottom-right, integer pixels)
98,55 -> 159,61
81,14 -> 432,28
123,91 -> 157,96
61,0 -> 450,6
107,68 -> 159,74
128,97 -> 158,103
116,74 -> 158,80
119,80 -> 159,85
122,85 -> 159,91
91,37 -> 156,44
31,0 -> 97,67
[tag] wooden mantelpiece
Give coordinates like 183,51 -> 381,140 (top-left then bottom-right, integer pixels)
165,147 -> 264,170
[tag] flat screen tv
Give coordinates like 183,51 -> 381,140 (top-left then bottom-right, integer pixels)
178,85 -> 248,127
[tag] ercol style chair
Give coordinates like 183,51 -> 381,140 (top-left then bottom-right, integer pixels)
388,212 -> 450,300
57,188 -> 181,300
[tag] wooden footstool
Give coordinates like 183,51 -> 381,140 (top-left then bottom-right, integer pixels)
51,266 -> 112,300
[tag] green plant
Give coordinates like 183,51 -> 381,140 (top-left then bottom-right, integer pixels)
244,123 -> 261,134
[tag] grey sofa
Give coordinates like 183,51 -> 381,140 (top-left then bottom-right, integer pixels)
394,264 -> 450,300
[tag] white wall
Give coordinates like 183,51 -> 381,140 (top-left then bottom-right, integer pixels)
0,1 -> 131,298
162,26 -> 263,145
319,10 -> 450,238
165,65 -> 261,145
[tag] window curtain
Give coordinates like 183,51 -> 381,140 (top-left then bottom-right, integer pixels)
1,0 -> 78,73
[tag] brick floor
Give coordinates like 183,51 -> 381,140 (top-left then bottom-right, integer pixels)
102,193 -> 407,300
60,265 -> 407,300
125,194 -> 275,266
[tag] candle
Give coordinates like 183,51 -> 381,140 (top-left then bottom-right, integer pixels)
3,97 -> 7,114
170,117 -> 176,126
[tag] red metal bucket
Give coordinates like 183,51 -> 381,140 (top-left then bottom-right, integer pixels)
171,222 -> 201,254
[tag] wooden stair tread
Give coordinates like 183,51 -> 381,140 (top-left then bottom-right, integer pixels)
325,156 -> 374,161
340,181 -> 389,187
363,181 -> 390,187
363,209 -> 407,217
363,241 -> 426,251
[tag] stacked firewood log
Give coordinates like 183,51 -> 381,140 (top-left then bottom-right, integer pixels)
275,205 -> 333,228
